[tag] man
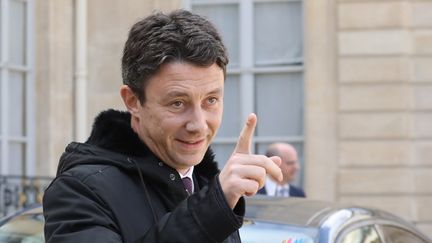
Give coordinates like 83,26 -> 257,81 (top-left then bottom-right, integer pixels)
43,10 -> 282,243
258,143 -> 305,197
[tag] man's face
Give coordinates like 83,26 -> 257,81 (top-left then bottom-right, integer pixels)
134,62 -> 224,174
280,149 -> 300,184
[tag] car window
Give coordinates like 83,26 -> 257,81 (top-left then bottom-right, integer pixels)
240,220 -> 317,243
340,225 -> 382,243
0,213 -> 44,243
379,225 -> 428,243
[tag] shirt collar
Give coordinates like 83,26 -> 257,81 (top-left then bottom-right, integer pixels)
265,176 -> 291,196
178,166 -> 195,193
179,166 -> 194,179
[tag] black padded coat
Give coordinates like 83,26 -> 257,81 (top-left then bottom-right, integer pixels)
43,109 -> 244,243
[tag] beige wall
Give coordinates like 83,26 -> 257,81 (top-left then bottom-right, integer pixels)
35,0 -> 75,176
303,0 -> 339,201
305,0 -> 432,237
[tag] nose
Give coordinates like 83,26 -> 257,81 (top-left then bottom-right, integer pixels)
185,106 -> 208,133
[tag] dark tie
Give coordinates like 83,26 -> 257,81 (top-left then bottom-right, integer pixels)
182,177 -> 193,195
275,186 -> 289,197
278,187 -> 288,197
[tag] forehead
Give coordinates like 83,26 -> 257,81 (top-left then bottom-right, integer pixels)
280,148 -> 297,161
145,62 -> 224,96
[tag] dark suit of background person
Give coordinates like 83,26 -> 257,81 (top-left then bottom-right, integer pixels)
258,143 -> 306,198
42,9 -> 283,243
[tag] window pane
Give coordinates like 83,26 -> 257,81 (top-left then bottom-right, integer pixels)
380,225 -> 428,243
211,143 -> 235,169
10,0 -> 26,65
0,74 -> 2,136
0,4 -> 2,59
218,75 -> 241,137
192,4 -> 240,67
254,2 -> 302,66
341,225 -> 382,243
9,142 -> 25,175
255,73 -> 303,137
9,72 -> 26,136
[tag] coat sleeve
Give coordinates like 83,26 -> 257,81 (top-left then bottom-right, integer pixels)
43,173 -> 244,243
43,175 -> 122,243
134,175 -> 244,243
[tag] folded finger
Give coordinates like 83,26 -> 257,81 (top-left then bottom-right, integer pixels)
233,154 -> 283,182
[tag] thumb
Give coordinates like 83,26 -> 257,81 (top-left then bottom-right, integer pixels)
233,113 -> 257,154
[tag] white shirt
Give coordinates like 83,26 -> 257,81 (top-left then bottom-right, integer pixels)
178,166 -> 195,193
264,177 -> 290,197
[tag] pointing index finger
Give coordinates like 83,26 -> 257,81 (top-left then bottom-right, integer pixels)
234,113 -> 257,154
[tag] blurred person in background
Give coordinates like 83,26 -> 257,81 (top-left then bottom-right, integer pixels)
258,143 -> 305,197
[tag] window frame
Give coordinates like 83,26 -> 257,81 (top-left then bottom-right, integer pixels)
0,0 -> 35,176
184,0 -> 304,185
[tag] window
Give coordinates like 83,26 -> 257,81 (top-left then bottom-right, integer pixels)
340,225 -> 382,243
185,0 -> 304,186
380,225 -> 428,243
0,0 -> 34,176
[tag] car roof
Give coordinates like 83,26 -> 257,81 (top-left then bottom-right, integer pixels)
245,196 -> 344,227
245,196 -> 430,240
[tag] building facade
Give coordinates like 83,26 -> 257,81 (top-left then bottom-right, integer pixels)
0,0 -> 431,237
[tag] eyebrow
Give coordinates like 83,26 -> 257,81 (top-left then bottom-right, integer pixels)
207,88 -> 223,95
165,91 -> 188,99
166,88 -> 223,99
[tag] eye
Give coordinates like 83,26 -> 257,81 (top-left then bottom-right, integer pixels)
172,100 -> 184,109
207,97 -> 218,105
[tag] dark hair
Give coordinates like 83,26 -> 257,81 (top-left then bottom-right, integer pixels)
121,9 -> 228,103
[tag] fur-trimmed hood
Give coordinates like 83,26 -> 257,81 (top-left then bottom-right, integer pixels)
57,109 -> 220,181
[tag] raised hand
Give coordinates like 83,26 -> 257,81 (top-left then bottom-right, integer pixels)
218,113 -> 283,209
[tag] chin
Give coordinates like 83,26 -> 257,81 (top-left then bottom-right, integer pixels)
179,154 -> 205,166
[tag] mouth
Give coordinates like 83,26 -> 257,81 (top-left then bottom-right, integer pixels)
176,138 -> 206,149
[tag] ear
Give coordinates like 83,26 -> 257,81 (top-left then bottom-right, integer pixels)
120,85 -> 141,117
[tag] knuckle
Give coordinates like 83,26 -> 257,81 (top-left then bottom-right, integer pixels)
229,164 -> 242,175
257,154 -> 269,162
258,167 -> 266,177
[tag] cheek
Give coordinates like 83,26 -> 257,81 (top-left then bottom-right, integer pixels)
141,109 -> 167,137
208,109 -> 223,130
160,115 -> 186,135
